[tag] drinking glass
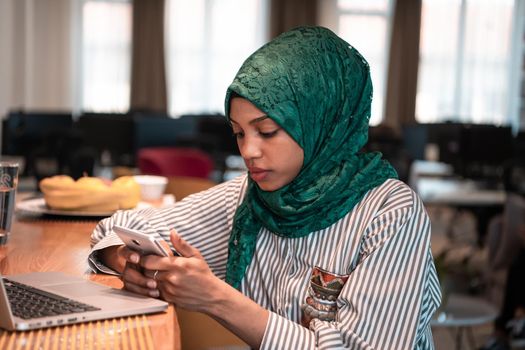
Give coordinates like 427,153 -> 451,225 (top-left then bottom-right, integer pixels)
0,162 -> 19,245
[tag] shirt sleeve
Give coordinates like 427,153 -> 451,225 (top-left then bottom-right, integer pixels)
260,184 -> 441,350
88,174 -> 247,277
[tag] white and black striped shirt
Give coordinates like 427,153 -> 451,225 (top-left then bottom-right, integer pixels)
89,175 -> 441,349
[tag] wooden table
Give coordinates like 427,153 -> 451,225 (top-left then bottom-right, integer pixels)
0,210 -> 180,349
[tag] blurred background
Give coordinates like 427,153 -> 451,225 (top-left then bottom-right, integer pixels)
0,0 -> 523,183
1,1 -> 525,348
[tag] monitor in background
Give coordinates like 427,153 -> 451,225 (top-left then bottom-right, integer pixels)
513,131 -> 525,159
133,114 -> 198,151
76,113 -> 135,167
457,124 -> 513,183
425,122 -> 464,167
196,114 -> 240,156
2,111 -> 73,154
366,125 -> 411,182
402,122 -> 464,166
1,111 -> 73,176
402,124 -> 428,161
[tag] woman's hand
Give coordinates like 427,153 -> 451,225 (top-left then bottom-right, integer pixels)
139,230 -> 222,313
99,244 -> 161,298
130,230 -> 268,348
99,245 -> 127,273
119,244 -> 163,298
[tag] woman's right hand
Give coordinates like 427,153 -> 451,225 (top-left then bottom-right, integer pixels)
99,245 -> 127,273
100,244 -> 161,298
118,245 -> 165,298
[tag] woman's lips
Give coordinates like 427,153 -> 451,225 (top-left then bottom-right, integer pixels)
248,167 -> 269,182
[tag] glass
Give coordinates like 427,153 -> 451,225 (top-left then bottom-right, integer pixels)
0,162 -> 19,245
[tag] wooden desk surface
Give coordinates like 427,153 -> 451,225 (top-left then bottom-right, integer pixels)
0,213 -> 180,350
409,161 -> 506,207
415,177 -> 506,206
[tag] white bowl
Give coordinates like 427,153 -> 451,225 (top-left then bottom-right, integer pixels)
133,175 -> 168,201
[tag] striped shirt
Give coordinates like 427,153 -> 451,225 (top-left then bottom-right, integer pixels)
89,174 -> 441,349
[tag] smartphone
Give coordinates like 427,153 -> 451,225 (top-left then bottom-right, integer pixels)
114,225 -> 175,257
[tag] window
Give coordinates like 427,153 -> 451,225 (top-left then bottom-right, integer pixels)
165,0 -> 268,117
319,0 -> 395,125
80,0 -> 132,112
416,0 -> 522,126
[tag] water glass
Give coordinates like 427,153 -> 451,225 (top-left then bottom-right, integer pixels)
0,162 -> 19,245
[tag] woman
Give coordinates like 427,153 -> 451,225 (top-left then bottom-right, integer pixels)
90,26 -> 441,349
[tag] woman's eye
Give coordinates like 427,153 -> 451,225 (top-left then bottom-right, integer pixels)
232,131 -> 244,139
259,130 -> 279,138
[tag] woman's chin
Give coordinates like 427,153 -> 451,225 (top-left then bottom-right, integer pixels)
254,180 -> 286,192
256,183 -> 274,191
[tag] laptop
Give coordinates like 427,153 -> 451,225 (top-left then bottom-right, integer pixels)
0,271 -> 169,331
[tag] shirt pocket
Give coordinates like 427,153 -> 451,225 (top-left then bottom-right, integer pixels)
300,266 -> 350,327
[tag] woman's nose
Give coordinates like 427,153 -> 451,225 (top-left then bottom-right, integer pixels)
239,136 -> 262,160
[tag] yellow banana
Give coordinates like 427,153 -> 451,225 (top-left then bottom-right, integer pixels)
39,175 -> 141,212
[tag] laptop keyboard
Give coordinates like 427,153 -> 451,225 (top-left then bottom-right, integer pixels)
4,278 -> 101,319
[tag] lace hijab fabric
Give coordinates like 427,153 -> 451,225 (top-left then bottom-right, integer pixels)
224,26 -> 398,288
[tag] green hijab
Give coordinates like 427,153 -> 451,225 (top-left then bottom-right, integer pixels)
224,26 -> 398,289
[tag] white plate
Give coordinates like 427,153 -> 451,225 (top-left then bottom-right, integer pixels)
16,198 -> 152,217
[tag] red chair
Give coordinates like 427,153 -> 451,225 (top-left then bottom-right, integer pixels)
137,147 -> 214,179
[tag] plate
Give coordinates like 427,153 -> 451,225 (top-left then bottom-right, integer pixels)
16,198 -> 152,217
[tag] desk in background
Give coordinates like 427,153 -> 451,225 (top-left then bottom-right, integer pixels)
410,160 -> 506,207
0,207 -> 180,349
416,177 -> 505,207
411,161 -> 505,245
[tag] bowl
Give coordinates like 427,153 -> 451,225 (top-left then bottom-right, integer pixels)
133,175 -> 168,201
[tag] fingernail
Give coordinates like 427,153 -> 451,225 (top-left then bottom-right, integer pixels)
149,289 -> 159,298
147,280 -> 157,289
130,254 -> 139,264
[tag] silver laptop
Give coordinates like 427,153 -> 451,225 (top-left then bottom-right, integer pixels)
0,271 -> 168,331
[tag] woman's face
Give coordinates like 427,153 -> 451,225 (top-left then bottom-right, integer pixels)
230,97 -> 304,191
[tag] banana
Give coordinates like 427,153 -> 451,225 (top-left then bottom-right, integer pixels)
39,175 -> 141,212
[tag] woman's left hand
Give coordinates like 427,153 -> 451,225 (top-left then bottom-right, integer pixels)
139,230 -> 221,313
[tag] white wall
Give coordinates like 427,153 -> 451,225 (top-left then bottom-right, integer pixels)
0,0 -> 73,119
0,0 -> 16,118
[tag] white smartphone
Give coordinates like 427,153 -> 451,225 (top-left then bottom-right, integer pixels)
114,225 -> 176,257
